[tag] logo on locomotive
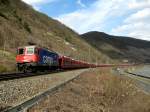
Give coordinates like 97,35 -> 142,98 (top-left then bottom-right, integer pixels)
43,56 -> 53,64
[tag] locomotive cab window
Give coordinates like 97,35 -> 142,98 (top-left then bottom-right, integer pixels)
18,48 -> 24,55
27,48 -> 34,54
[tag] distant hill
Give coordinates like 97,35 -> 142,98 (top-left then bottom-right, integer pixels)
81,31 -> 150,63
0,0 -> 112,72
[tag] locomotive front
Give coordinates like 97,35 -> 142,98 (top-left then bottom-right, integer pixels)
16,46 -> 60,72
16,46 -> 39,72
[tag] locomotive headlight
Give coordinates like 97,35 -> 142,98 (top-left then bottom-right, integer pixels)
23,57 -> 27,59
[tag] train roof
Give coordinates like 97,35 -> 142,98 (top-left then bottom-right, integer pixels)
17,45 -> 57,53
17,45 -> 36,48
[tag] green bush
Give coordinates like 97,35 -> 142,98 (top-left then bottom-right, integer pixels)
24,22 -> 32,33
0,0 -> 10,5
0,12 -> 8,19
0,65 -> 7,73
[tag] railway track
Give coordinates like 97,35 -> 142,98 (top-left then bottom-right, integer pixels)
125,71 -> 150,79
2,69 -> 86,112
123,70 -> 150,94
113,66 -> 150,93
0,64 -> 135,81
0,70 -> 64,81
0,65 -> 136,111
0,72 -> 28,81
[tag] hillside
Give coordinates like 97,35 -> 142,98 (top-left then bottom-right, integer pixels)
81,31 -> 150,63
0,0 -> 112,72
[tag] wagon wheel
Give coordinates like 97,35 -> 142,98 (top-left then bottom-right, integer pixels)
23,65 -> 28,73
32,68 -> 37,73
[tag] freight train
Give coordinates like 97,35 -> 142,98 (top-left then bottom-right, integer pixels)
16,45 -> 97,72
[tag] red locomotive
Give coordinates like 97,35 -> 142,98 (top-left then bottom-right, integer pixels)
16,45 -> 96,72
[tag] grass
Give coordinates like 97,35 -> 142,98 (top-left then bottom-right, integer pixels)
0,50 -> 15,60
0,65 -> 7,73
0,12 -> 8,20
28,68 -> 150,112
0,50 -> 16,72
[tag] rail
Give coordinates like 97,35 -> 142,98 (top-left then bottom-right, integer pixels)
0,70 -> 63,81
125,71 -> 150,79
3,70 -> 82,112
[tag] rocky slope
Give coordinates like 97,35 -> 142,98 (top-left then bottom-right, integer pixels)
81,31 -> 150,63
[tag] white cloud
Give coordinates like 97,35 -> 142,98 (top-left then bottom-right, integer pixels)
57,0 -> 130,34
77,0 -> 86,8
22,0 -> 150,40
22,0 -> 57,10
112,6 -> 150,40
22,0 -> 56,5
125,8 -> 150,23
22,0 -> 43,4
56,0 -> 150,41
128,0 -> 150,9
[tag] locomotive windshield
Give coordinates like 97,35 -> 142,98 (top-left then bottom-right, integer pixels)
17,46 -> 36,55
18,48 -> 24,55
27,47 -> 34,54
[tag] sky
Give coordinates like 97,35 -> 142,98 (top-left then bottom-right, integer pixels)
22,0 -> 150,41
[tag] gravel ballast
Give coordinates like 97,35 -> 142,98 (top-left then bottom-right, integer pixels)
0,69 -> 87,110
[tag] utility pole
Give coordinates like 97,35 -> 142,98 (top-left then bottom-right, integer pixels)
88,47 -> 91,68
96,56 -> 98,66
3,40 -> 5,56
3,33 -> 6,57
89,47 -> 91,62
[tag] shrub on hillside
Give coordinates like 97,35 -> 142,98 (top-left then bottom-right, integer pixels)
23,22 -> 32,33
0,65 -> 7,73
0,12 -> 8,19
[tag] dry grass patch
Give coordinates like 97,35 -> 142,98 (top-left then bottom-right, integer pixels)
29,68 -> 150,112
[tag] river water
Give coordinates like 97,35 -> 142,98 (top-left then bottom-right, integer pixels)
134,65 -> 150,78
